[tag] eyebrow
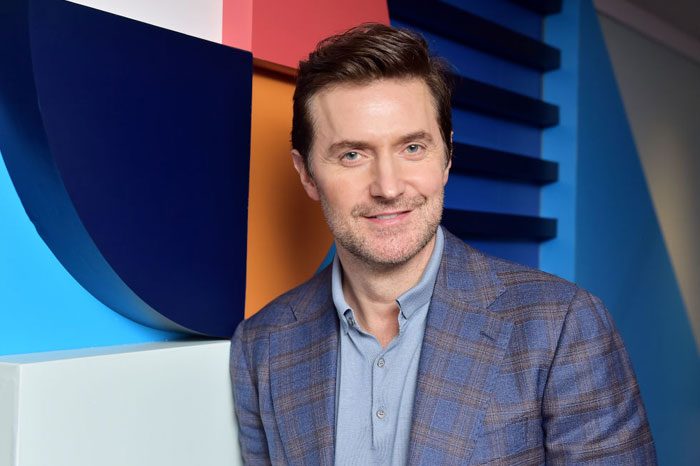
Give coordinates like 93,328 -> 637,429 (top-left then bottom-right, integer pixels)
326,140 -> 371,155
326,131 -> 435,155
398,131 -> 434,146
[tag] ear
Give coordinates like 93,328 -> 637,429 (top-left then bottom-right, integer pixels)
291,149 -> 320,201
443,131 -> 453,186
443,157 -> 452,186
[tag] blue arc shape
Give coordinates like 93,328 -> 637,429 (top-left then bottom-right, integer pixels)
0,0 -> 252,337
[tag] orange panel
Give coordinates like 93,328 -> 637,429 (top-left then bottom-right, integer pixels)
245,69 -> 334,318
252,0 -> 390,68
223,0 -> 253,50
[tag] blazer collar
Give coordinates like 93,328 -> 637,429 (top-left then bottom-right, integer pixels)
409,229 -> 512,465
439,228 -> 506,309
290,265 -> 334,322
269,266 -> 338,466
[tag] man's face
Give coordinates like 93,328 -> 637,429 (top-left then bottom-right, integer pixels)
292,78 -> 451,267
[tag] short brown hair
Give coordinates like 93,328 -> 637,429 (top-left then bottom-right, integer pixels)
291,23 -> 453,172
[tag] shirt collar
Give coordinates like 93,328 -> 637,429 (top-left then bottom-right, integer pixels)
396,226 -> 444,320
331,226 -> 445,332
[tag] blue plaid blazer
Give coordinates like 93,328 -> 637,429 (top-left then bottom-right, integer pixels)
231,229 -> 656,465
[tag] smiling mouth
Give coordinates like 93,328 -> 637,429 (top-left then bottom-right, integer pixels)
353,196 -> 427,220
366,210 -> 410,221
374,213 -> 401,220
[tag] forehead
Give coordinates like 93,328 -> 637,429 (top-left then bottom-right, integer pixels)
308,78 -> 440,146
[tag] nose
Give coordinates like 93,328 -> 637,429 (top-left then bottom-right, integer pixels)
369,155 -> 405,200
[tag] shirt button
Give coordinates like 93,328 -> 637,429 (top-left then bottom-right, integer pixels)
376,409 -> 386,419
347,316 -> 355,327
377,358 -> 385,368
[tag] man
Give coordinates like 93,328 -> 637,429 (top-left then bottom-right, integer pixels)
231,23 -> 656,465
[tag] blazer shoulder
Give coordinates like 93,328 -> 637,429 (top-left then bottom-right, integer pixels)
487,252 -> 579,296
474,249 -> 584,322
440,228 -> 582,314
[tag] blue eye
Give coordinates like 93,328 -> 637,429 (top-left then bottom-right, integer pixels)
343,151 -> 360,161
406,144 -> 421,154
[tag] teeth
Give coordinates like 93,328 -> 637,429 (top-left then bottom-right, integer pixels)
375,214 -> 398,220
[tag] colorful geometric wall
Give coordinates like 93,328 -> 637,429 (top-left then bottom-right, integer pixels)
0,0 -> 389,346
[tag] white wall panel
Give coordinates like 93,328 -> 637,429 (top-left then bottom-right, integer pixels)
0,341 -> 242,466
0,364 -> 20,466
67,0 -> 223,43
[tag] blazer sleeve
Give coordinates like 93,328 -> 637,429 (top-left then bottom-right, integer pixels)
230,320 -> 271,465
542,288 -> 657,464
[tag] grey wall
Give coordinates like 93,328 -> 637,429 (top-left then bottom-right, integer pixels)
599,15 -> 700,352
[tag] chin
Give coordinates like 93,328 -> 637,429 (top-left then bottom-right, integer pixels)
343,229 -> 437,268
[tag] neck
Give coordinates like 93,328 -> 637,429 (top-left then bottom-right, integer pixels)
337,234 -> 436,347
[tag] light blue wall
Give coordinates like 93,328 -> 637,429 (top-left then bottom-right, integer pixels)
575,1 -> 700,464
0,150 -> 181,356
540,0 -> 579,281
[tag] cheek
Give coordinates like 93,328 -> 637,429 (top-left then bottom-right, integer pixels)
406,168 -> 449,195
316,175 -> 363,208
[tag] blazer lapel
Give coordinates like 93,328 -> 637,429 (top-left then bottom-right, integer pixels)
269,268 -> 338,466
409,231 -> 513,465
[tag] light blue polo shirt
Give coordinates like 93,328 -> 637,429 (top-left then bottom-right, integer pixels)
332,227 -> 444,465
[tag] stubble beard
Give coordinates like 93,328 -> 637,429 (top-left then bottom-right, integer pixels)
319,190 -> 444,269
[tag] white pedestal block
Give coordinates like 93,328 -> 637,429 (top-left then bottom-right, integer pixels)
0,341 -> 242,466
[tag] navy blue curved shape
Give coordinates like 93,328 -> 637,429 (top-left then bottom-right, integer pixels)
0,0 -> 252,337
